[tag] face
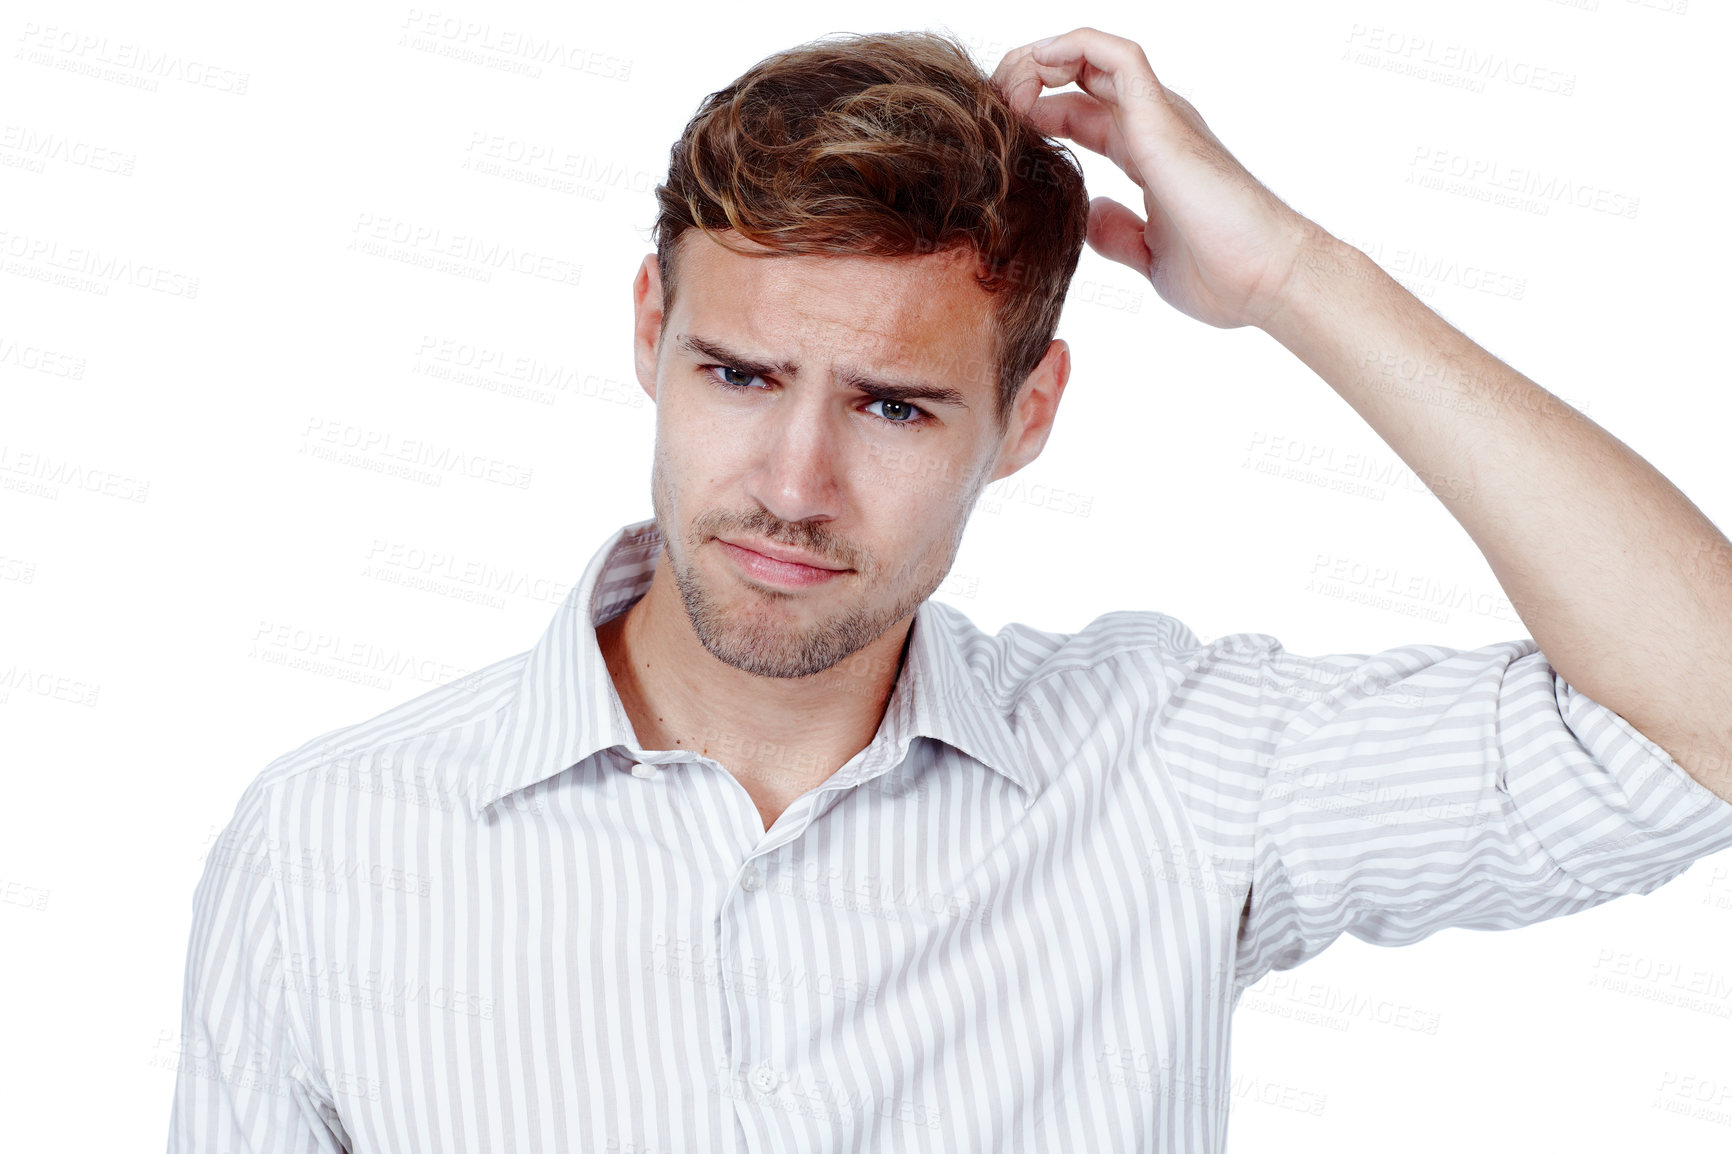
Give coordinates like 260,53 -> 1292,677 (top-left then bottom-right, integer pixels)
630,229 -> 1069,679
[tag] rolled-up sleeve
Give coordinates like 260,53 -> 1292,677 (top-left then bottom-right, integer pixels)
1209,634 -> 1732,990
167,780 -> 348,1153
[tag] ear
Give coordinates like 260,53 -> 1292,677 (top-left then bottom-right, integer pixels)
989,339 -> 1071,482
632,254 -> 664,403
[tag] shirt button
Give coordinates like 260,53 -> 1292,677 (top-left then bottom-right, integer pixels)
630,763 -> 660,781
740,867 -> 761,892
751,1063 -> 779,1092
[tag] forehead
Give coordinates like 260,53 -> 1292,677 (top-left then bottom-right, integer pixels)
669,230 -> 996,378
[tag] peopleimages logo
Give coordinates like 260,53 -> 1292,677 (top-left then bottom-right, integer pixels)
1407,146 -> 1640,220
348,212 -> 583,288
397,9 -> 633,81
14,22 -> 251,94
1305,552 -> 1523,627
299,417 -> 534,490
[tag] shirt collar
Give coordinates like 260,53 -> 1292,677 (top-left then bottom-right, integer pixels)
469,517 -> 1038,818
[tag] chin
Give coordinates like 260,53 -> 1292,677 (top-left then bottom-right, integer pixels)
681,567 -> 902,679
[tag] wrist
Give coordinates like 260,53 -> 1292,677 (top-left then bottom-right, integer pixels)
1258,227 -> 1372,348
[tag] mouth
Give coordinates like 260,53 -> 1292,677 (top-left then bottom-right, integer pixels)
715,536 -> 852,589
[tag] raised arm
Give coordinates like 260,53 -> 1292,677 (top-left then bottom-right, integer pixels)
992,26 -> 1732,802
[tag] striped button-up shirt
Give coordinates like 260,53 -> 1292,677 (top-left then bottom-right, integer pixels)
170,516 -> 1732,1153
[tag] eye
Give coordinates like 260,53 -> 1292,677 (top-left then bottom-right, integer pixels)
864,397 -> 929,426
705,364 -> 764,389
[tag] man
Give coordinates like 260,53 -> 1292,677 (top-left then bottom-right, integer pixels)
170,25 -> 1732,1153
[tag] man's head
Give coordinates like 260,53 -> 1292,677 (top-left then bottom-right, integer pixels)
630,30 -> 1090,680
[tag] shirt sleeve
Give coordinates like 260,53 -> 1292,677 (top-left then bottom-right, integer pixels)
1192,632 -> 1732,991
167,779 -> 350,1153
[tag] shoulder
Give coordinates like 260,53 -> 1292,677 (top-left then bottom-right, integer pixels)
925,600 -> 1283,706
230,648 -> 530,825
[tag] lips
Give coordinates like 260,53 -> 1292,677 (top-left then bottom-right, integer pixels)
714,536 -> 853,589
717,537 -> 849,572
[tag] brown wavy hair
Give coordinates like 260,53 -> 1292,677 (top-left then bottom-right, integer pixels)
650,29 -> 1091,430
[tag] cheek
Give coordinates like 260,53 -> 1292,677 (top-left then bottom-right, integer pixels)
661,401 -> 751,485
862,479 -> 972,577
874,432 -> 985,499
864,446 -> 982,528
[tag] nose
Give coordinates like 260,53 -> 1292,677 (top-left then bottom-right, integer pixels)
742,391 -> 843,525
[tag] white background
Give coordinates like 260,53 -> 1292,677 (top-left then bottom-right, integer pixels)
3,0 -> 1729,1148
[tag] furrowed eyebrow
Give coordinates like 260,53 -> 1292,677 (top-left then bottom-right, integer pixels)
678,334 -> 969,410
680,335 -> 796,379
837,370 -> 969,410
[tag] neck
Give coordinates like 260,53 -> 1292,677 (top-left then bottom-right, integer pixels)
595,551 -> 913,805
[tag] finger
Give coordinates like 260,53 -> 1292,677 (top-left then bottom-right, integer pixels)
1025,92 -> 1113,155
991,43 -> 1082,115
989,41 -> 1031,99
1025,92 -> 1144,186
1027,30 -> 1239,236
990,37 -> 1063,97
1025,26 -> 1161,108
1085,195 -> 1153,277
1025,28 -> 1212,178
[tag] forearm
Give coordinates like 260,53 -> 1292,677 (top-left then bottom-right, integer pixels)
1260,235 -> 1732,800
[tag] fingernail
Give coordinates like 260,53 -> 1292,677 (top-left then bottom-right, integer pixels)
1033,35 -> 1058,48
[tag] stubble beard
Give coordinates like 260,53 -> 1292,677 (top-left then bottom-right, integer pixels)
649,452 -> 970,680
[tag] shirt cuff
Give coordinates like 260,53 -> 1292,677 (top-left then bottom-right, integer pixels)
1501,666 -> 1732,895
